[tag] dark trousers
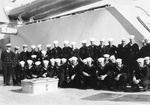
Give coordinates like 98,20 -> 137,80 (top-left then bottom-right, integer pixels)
2,64 -> 13,85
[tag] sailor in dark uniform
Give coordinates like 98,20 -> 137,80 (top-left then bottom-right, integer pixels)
97,39 -> 107,58
95,57 -> 109,89
18,61 -> 26,81
19,44 -> 30,62
47,58 -> 55,78
114,59 -> 129,91
62,40 -> 72,59
29,45 -> 37,59
88,38 -> 97,60
51,40 -> 62,58
67,57 -> 81,88
70,42 -> 79,58
126,35 -> 139,82
46,44 -> 53,59
1,43 -> 15,86
26,60 -> 35,79
132,58 -> 150,91
41,50 -> 49,62
80,57 -> 96,89
79,40 -> 89,60
36,44 -> 42,61
139,38 -> 150,57
106,38 -> 117,57
117,38 -> 128,65
13,46 -> 20,85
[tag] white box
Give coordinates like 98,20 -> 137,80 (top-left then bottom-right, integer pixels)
21,78 -> 58,94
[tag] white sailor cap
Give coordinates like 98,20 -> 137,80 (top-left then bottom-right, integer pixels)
50,58 -> 55,63
14,46 -> 19,50
108,38 -> 114,42
37,44 -> 42,48
71,57 -> 78,61
97,57 -> 105,63
35,61 -> 41,65
55,58 -> 61,63
81,40 -> 87,44
100,39 -> 105,42
22,44 -> 28,48
82,59 -> 87,64
19,61 -> 25,65
41,50 -> 47,55
103,54 -> 110,58
116,58 -> 122,63
46,44 -> 51,48
27,60 -> 33,65
31,55 -> 37,58
137,58 -> 144,63
53,40 -> 58,44
63,40 -> 69,44
90,38 -> 95,42
43,60 -> 49,65
71,41 -> 76,45
61,58 -> 67,63
86,57 -> 93,62
5,43 -> 11,47
31,45 -> 36,49
144,57 -> 150,60
110,55 -> 115,60
129,35 -> 135,39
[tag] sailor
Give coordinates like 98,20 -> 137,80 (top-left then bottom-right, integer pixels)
30,45 -> 37,59
13,46 -> 20,85
51,40 -> 62,58
67,57 -> 81,88
46,44 -> 53,59
88,38 -> 97,60
117,38 -> 128,65
62,40 -> 72,59
70,42 -> 79,58
114,58 -> 129,91
79,40 -> 89,60
132,58 -> 150,91
47,58 -> 55,78
1,43 -> 15,86
106,38 -> 117,56
126,35 -> 139,81
97,39 -> 107,58
19,44 -> 30,62
36,44 -> 42,61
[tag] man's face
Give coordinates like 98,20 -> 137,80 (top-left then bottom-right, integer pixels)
129,39 -> 134,43
98,61 -> 105,67
110,58 -> 116,63
90,41 -> 94,45
54,43 -> 58,47
145,59 -> 150,65
108,41 -> 113,46
116,61 -> 122,67
6,47 -> 11,51
100,41 -> 105,46
138,62 -> 144,67
121,40 -> 126,45
23,47 -> 27,51
82,43 -> 86,47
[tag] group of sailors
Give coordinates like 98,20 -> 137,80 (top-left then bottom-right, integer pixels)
1,35 -> 150,92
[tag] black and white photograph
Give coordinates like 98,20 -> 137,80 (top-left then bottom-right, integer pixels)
0,0 -> 150,105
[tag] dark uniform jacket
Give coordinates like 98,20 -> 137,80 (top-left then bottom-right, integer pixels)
13,53 -> 20,68
139,43 -> 150,57
36,50 -> 42,61
97,45 -> 107,58
51,47 -> 62,58
70,48 -> 79,58
88,45 -> 97,60
1,50 -> 15,67
113,65 -> 129,78
62,46 -> 72,59
133,65 -> 150,84
106,45 -> 117,56
46,50 -> 53,59
79,46 -> 89,59
117,44 -> 128,63
19,51 -> 30,62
